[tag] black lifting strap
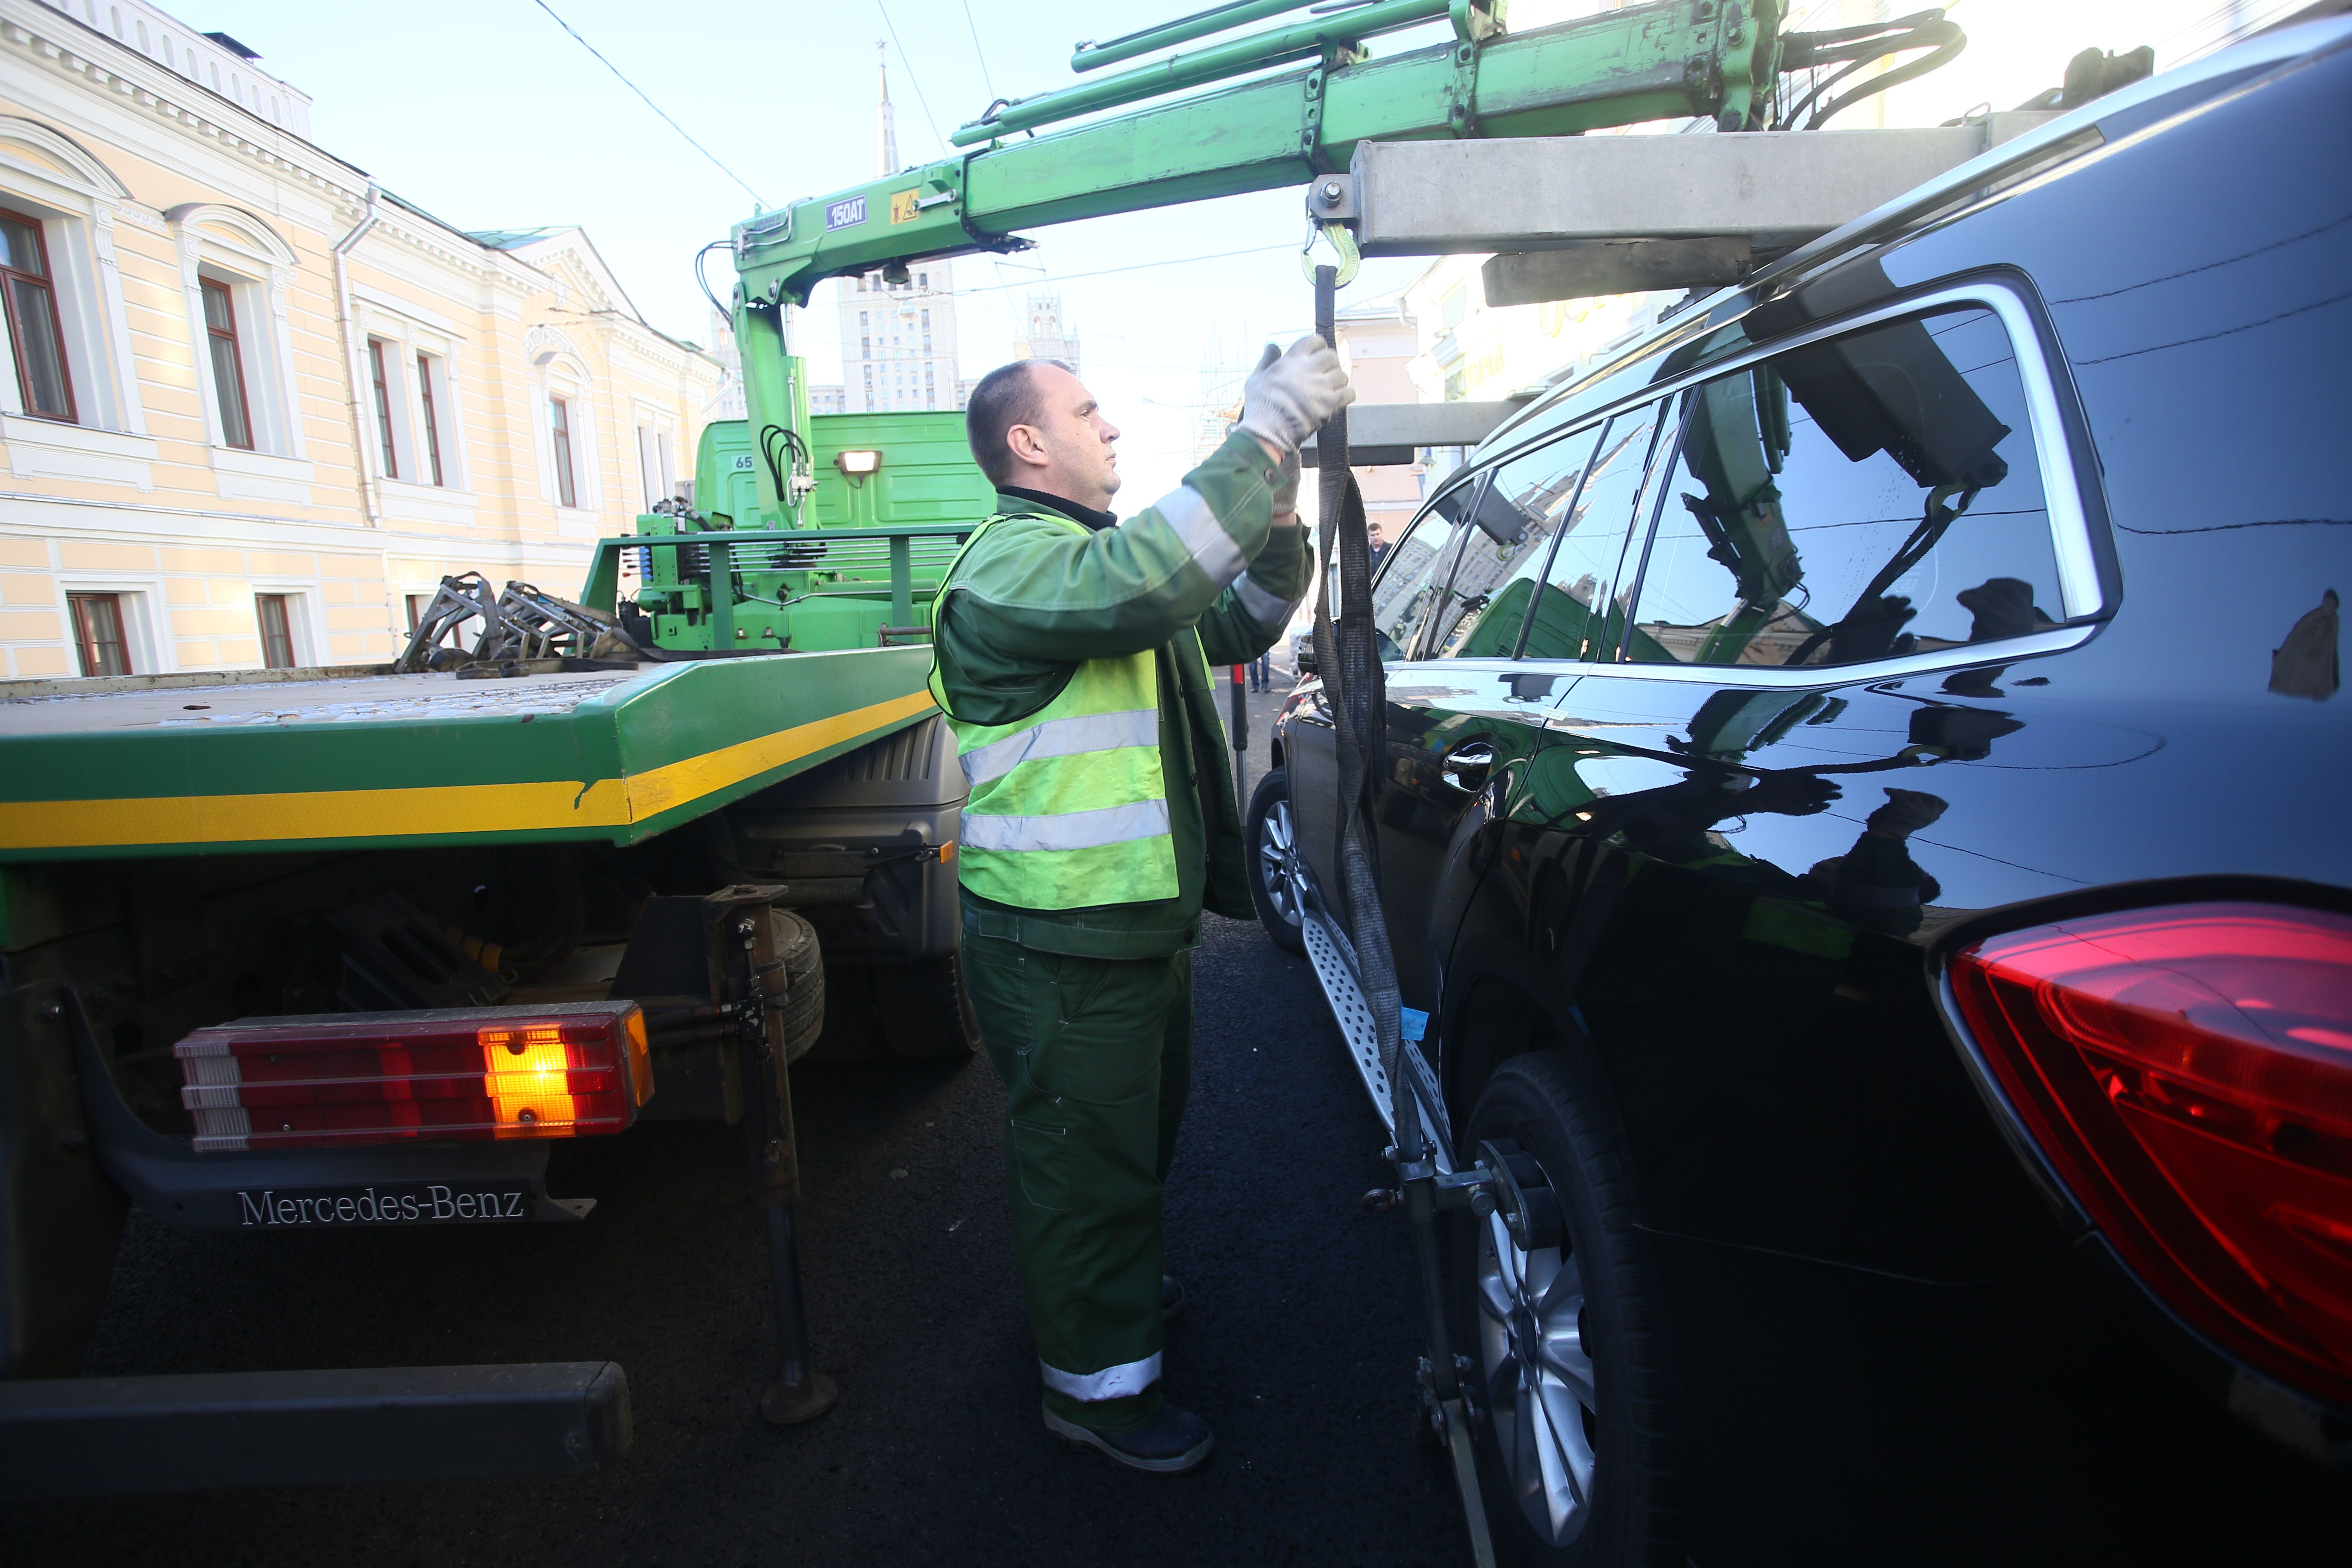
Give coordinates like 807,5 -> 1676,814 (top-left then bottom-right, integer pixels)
1303,264 -> 1497,1568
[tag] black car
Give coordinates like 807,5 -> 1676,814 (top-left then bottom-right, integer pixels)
1251,21 -> 2352,1567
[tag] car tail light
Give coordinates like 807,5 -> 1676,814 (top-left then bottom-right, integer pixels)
1951,902 -> 2352,1406
175,1002 -> 653,1152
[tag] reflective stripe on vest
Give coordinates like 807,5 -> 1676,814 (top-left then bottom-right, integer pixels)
929,511 -> 1179,910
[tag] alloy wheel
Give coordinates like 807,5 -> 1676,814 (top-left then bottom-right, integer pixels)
1474,1182 -> 1599,1547
1256,796 -> 1304,928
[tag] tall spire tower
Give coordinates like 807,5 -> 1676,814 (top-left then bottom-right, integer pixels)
876,40 -> 899,177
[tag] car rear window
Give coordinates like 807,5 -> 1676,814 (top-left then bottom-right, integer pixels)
1623,304 -> 2062,668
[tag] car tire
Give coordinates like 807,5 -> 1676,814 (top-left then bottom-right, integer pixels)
1245,766 -> 1309,955
1454,1049 -> 1681,1568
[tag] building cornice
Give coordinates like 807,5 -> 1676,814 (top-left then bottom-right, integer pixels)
0,3 -> 361,207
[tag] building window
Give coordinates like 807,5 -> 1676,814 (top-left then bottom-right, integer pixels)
69,592 -> 129,677
415,351 -> 446,486
201,278 -> 252,450
921,309 -> 932,354
405,593 -> 429,631
550,395 -> 579,509
0,207 -> 76,423
255,594 -> 297,669
367,338 -> 399,478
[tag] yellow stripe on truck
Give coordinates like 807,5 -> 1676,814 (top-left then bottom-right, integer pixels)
0,691 -> 938,852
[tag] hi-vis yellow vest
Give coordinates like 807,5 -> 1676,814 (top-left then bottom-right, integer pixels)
928,512 -> 1179,910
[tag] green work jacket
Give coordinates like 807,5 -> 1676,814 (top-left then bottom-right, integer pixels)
931,430 -> 1309,958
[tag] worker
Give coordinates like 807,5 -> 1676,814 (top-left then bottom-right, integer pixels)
928,342 -> 1353,1473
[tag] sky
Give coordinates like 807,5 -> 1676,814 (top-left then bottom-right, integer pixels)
181,0 -> 2306,503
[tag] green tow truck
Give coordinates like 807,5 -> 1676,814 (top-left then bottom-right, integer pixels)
0,0 -> 1981,1506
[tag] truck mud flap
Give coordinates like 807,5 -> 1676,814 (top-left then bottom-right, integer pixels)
0,1360 -> 631,1496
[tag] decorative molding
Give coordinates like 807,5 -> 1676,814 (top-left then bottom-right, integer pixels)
164,200 -> 298,267
0,113 -> 130,197
0,412 -> 156,491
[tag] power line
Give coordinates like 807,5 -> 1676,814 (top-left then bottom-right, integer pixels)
962,0 -> 998,98
875,1 -> 950,156
528,0 -> 767,207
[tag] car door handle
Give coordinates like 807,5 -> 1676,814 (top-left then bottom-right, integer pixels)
1441,741 -> 1496,793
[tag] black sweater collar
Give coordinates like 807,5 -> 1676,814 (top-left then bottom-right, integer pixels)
999,486 -> 1117,532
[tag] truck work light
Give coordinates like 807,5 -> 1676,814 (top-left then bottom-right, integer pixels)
175,1002 -> 653,1152
1951,903 -> 2352,1408
833,449 -> 882,476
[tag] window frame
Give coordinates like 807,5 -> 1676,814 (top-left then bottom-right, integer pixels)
367,336 -> 401,480
414,349 -> 446,487
67,590 -> 130,677
549,394 -> 579,510
255,591 -> 297,669
1453,279 -> 2105,686
0,202 -> 77,424
200,276 -> 254,451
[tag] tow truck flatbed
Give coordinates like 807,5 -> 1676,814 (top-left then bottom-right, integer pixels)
0,649 -> 935,863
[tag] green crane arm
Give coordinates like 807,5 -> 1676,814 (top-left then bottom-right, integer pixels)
734,0 -> 1780,312
723,0 -> 1802,527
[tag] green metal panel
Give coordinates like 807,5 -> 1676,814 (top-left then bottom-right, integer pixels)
0,650 -> 940,864
804,411 -> 994,531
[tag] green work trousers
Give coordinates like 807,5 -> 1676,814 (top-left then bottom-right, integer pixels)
963,928 -> 1193,1433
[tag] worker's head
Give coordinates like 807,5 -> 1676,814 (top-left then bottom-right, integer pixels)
966,359 -> 1121,510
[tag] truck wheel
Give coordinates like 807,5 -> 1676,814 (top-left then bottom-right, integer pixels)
876,950 -> 983,1059
1455,1050 -> 1681,1568
770,908 -> 826,1062
1245,766 -> 1308,954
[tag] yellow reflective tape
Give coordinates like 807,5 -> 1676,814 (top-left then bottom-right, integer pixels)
0,690 -> 938,852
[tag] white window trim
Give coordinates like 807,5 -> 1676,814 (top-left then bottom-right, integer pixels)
359,322 -> 416,486
167,202 -> 303,461
0,117 -> 144,437
248,583 -> 321,668
57,577 -> 168,675
407,345 -> 469,492
534,349 -> 601,526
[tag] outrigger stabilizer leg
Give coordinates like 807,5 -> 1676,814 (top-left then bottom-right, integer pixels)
709,889 -> 839,1426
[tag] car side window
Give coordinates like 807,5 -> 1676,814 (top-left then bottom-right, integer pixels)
1416,425 -> 1605,661
1625,305 -> 2060,668
1420,460 -> 1582,660
1513,403 -> 1669,662
1369,479 -> 1480,661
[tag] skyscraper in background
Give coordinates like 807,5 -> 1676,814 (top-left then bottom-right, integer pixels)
810,43 -> 971,414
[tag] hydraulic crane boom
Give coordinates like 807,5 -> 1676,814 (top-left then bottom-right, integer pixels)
724,0 -> 1809,526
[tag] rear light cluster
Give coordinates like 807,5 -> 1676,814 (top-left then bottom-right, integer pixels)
1951,902 -> 2352,1407
175,1002 -> 653,1152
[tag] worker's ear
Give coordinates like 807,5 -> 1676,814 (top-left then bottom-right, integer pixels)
1004,423 -> 1051,471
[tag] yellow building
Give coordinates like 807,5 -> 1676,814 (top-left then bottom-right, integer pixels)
0,0 -> 720,680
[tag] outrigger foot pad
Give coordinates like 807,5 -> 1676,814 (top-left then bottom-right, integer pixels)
760,1371 -> 839,1426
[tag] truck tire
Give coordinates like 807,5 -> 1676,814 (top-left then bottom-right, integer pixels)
770,908 -> 826,1062
1245,766 -> 1308,955
1454,1049 -> 1681,1568
876,950 -> 983,1059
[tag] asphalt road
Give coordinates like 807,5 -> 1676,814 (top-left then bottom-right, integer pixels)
15,682 -> 1475,1566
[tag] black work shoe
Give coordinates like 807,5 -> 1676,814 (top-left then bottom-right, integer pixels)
1043,1401 -> 1214,1474
1161,1274 -> 1185,1321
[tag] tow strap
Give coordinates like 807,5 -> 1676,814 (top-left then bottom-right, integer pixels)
1305,264 -> 1498,1568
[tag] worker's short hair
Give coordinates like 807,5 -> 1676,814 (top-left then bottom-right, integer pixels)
965,358 -> 1070,488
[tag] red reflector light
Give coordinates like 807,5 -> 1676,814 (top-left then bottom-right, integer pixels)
175,1002 -> 653,1152
1951,902 -> 2352,1406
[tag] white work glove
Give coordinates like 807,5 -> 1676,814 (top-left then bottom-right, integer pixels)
1270,445 -> 1301,522
1235,335 -> 1355,456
